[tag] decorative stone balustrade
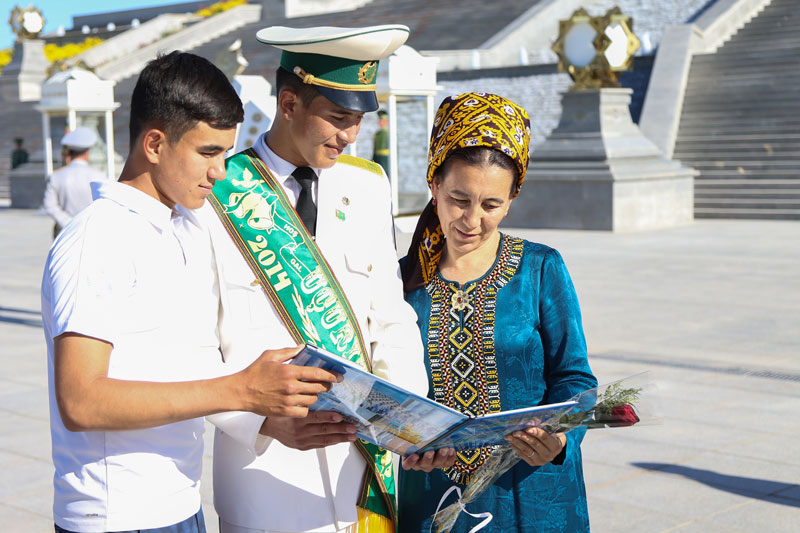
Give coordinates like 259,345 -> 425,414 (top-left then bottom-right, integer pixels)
92,3 -> 261,82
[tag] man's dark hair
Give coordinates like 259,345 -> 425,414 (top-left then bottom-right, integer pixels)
433,146 -> 521,196
275,66 -> 319,106
67,148 -> 90,158
129,51 -> 244,145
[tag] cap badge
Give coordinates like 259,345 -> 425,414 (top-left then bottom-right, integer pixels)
358,61 -> 377,85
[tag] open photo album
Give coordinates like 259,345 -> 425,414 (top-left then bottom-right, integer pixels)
290,344 -> 578,455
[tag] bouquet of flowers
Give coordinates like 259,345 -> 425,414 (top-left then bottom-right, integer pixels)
431,372 -> 658,533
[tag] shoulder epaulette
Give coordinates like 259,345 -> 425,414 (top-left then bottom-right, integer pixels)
338,154 -> 384,178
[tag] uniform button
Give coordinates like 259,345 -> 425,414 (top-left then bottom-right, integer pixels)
367,264 -> 373,272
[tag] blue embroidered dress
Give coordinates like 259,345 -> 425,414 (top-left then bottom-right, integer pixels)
399,235 -> 597,532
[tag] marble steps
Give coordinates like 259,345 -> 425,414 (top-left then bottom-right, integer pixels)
673,0 -> 800,220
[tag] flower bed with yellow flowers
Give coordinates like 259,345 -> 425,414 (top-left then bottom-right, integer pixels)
44,37 -> 104,63
0,37 -> 104,74
0,0 -> 247,73
196,0 -> 248,18
0,48 -> 11,73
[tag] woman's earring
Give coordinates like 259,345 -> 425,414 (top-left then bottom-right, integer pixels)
432,198 -> 437,206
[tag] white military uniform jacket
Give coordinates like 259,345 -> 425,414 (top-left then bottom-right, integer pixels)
201,137 -> 426,532
43,159 -> 108,229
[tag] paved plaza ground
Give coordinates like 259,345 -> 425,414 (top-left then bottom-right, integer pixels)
1,206 -> 798,532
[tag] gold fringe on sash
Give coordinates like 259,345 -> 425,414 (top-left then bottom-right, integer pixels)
342,507 -> 394,533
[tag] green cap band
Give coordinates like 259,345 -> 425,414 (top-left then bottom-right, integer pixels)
280,51 -> 379,91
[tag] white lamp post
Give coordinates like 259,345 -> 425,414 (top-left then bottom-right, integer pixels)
37,68 -> 120,179
376,45 -> 441,216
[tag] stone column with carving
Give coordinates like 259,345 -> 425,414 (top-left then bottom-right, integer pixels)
507,88 -> 696,231
0,6 -> 49,103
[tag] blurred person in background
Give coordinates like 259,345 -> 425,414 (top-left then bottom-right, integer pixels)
42,127 -> 107,236
11,137 -> 29,169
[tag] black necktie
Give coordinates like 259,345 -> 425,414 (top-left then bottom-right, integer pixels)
292,166 -> 317,236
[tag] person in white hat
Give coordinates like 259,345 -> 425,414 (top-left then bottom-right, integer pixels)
200,25 -> 455,533
42,127 -> 108,236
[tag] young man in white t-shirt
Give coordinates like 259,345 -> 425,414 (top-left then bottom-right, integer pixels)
41,52 -> 340,533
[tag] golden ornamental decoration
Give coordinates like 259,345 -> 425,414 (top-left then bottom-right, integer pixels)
9,5 -> 45,40
596,7 -> 641,73
358,61 -> 377,85
551,6 -> 640,90
450,288 -> 471,312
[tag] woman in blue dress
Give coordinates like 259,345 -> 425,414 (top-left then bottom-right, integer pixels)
398,92 -> 597,532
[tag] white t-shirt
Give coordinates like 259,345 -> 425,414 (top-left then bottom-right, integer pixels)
41,181 -> 222,532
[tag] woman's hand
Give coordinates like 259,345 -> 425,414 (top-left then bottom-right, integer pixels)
505,427 -> 565,467
401,448 -> 456,472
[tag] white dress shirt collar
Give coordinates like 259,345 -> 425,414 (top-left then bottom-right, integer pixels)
254,133 -> 321,184
91,181 -> 199,233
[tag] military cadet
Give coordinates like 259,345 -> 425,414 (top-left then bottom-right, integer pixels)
372,109 -> 390,175
11,136 -> 29,169
201,25 -> 455,533
42,127 -> 108,236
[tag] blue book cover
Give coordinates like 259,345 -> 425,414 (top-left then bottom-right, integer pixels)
291,345 -> 578,455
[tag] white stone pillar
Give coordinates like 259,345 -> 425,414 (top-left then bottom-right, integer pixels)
425,94 -> 435,200
388,93 -> 399,215
104,110 -> 115,179
42,113 -> 53,176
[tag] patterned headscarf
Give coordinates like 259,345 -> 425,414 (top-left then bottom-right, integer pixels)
401,93 -> 531,292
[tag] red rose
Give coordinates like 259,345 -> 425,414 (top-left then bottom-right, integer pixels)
606,405 -> 639,427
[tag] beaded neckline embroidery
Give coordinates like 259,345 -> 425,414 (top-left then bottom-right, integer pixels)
425,234 -> 524,484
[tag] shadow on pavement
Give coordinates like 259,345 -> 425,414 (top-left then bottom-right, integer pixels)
0,306 -> 41,315
633,462 -> 800,508
0,306 -> 43,328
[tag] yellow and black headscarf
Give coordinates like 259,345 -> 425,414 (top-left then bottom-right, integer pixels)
401,92 -> 531,292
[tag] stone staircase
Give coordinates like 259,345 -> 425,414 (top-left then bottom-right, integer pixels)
673,0 -> 800,220
0,159 -> 9,202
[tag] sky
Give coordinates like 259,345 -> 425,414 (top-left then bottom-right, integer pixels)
2,1 -> 173,50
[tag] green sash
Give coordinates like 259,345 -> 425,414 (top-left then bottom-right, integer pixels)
209,149 -> 396,523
